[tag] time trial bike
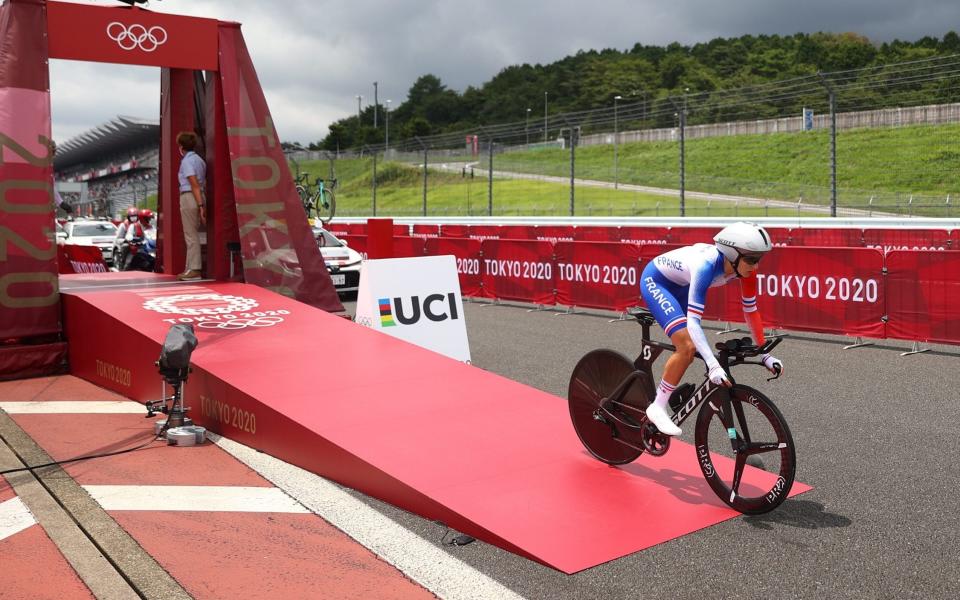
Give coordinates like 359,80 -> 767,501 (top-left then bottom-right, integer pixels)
568,307 -> 796,514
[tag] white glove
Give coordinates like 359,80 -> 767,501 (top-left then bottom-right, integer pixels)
708,365 -> 731,387
762,354 -> 783,375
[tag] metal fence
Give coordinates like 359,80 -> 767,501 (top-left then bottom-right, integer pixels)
287,54 -> 960,220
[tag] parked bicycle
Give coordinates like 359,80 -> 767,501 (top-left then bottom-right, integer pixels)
295,172 -> 336,224
568,307 -> 796,514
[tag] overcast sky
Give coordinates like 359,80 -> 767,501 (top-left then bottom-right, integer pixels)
47,0 -> 960,145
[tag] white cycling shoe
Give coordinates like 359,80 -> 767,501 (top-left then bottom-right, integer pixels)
645,403 -> 682,436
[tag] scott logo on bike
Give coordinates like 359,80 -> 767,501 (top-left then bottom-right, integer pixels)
378,293 -> 460,326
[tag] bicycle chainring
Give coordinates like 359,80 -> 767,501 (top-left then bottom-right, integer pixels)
641,422 -> 671,456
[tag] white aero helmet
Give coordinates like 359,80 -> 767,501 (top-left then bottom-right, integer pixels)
714,221 -> 773,264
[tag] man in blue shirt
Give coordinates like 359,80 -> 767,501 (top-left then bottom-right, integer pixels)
176,131 -> 206,280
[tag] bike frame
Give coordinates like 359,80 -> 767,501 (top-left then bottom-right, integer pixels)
601,310 -> 775,437
601,317 -> 722,429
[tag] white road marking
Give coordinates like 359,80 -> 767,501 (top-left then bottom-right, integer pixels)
0,401 -> 145,414
211,434 -> 526,600
0,497 -> 37,541
83,485 -> 310,513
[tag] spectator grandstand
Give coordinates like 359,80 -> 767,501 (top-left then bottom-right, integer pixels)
54,115 -> 159,218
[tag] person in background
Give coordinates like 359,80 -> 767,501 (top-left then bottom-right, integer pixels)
48,140 -> 73,214
114,207 -> 142,245
139,208 -> 156,245
176,131 -> 206,281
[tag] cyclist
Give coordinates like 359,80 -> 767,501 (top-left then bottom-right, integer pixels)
640,221 -> 784,436
114,207 -> 142,244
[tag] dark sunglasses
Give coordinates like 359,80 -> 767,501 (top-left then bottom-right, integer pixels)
738,252 -> 764,265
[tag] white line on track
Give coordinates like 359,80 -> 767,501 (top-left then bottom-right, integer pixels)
0,401 -> 146,414
83,485 -> 310,513
0,497 -> 37,541
210,433 -> 526,600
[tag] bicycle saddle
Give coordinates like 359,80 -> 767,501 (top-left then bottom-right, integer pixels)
627,306 -> 655,326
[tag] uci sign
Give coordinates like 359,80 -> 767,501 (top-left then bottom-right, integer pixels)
355,255 -> 471,363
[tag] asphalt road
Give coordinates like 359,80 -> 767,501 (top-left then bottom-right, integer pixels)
342,297 -> 960,599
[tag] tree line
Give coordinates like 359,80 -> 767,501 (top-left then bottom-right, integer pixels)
311,31 -> 960,151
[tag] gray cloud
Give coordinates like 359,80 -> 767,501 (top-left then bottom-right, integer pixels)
47,0 -> 960,145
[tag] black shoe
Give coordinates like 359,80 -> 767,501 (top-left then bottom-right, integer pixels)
668,383 -> 696,413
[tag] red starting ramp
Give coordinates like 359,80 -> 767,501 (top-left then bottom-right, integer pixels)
61,274 -> 809,573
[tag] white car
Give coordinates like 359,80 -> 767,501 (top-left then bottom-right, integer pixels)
313,226 -> 363,295
63,219 -> 119,265
55,220 -> 67,244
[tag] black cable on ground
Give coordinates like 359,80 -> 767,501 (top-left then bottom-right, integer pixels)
0,422 -> 170,477
433,520 -> 476,547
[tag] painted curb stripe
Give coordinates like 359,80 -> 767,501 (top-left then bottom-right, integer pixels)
1,401 -> 146,414
83,485 -> 310,513
211,434 -> 525,600
0,497 -> 37,541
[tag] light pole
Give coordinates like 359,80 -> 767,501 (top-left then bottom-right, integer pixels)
614,95 -> 622,190
356,95 -> 362,123
373,82 -> 378,128
385,99 -> 391,152
525,108 -> 531,145
543,92 -> 548,142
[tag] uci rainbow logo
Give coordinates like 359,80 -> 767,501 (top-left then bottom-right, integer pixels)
378,298 -> 396,327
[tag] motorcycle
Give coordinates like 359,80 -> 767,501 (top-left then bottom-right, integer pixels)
117,236 -> 156,272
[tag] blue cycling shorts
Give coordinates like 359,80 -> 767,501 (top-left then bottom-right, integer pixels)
640,262 -> 689,337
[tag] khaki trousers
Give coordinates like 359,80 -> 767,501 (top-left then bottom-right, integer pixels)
179,191 -> 202,272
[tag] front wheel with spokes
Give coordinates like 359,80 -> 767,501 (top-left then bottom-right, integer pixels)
694,385 -> 796,514
568,349 -> 650,465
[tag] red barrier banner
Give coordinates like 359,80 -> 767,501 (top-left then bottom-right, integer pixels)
479,240 -> 555,305
58,245 -> 108,274
753,247 -> 885,337
861,228 -> 950,253
574,226 -> 619,242
393,224 -> 410,237
47,1 -> 218,71
392,236 -> 425,258
765,227 -> 792,247
554,242 -> 641,311
425,237 -> 482,297
619,226 -> 670,246
348,223 -> 368,235
787,228 -> 863,247
952,229 -> 960,250
0,0 -> 60,340
500,225 -> 537,240
341,235 -> 367,259
469,225 -> 501,240
886,250 -> 960,344
439,224 -> 470,238
412,224 -> 440,238
637,243 -> 683,262
535,225 -> 575,243
667,226 -> 721,245
326,222 -> 351,237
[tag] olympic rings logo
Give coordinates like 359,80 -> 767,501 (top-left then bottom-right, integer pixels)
106,22 -> 168,53
197,316 -> 284,330
143,294 -> 259,316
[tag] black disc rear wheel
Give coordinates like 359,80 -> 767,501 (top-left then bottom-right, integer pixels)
694,385 -> 796,514
568,349 -> 650,465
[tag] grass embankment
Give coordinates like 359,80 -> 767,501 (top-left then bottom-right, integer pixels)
290,159 -> 804,218
290,122 -> 960,217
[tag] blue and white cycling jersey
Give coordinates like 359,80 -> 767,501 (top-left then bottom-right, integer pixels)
640,243 -> 759,371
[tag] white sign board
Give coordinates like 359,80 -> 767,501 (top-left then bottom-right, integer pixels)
354,255 -> 471,363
